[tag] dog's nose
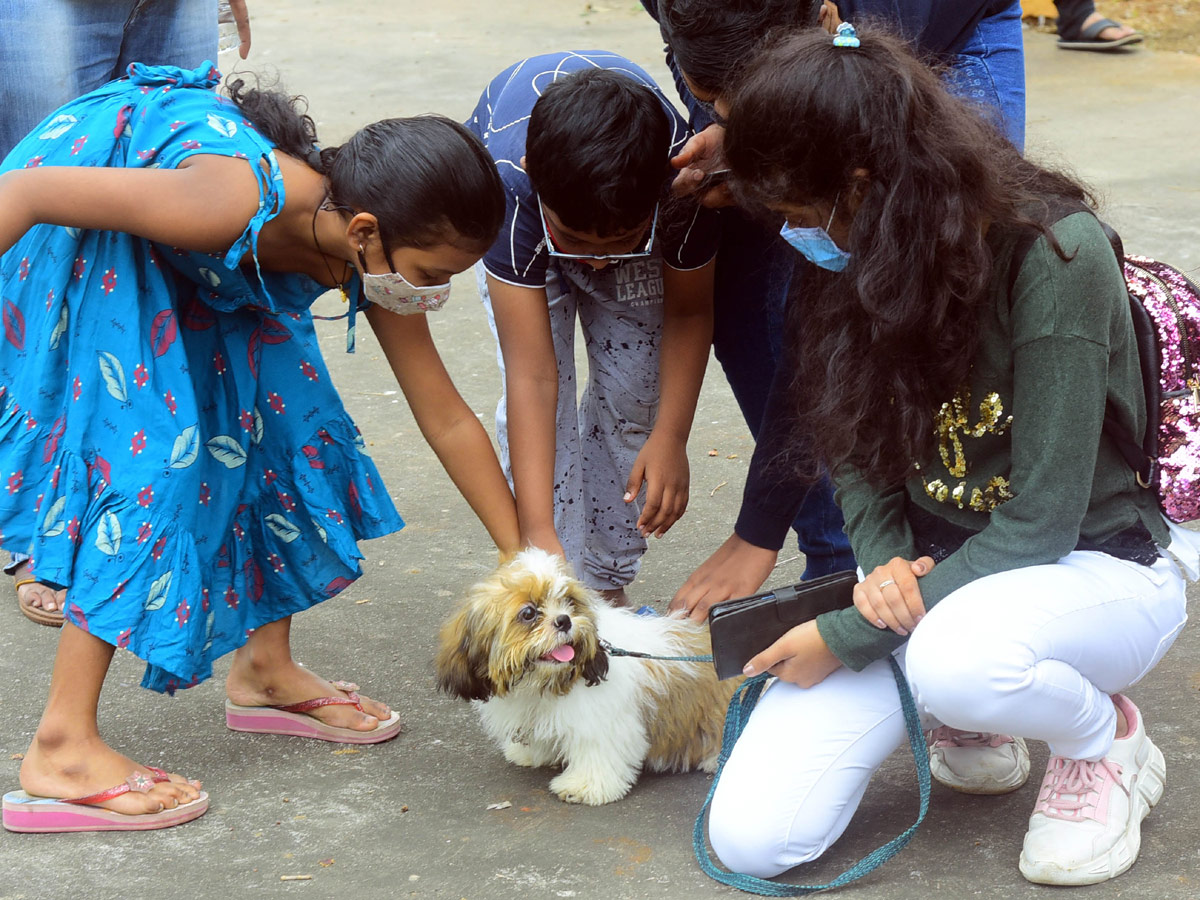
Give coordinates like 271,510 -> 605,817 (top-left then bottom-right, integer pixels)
553,614 -> 572,633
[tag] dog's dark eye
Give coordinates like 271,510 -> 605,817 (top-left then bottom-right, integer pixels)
517,605 -> 538,624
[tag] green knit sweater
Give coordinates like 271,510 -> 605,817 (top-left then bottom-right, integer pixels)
817,212 -> 1168,671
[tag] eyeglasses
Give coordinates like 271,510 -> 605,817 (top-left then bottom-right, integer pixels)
538,196 -> 658,262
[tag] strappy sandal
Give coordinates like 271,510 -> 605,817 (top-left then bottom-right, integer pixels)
1057,17 -> 1143,51
225,680 -> 403,744
14,569 -> 65,628
2,767 -> 208,833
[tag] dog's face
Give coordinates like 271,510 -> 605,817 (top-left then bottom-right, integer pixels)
435,549 -> 609,701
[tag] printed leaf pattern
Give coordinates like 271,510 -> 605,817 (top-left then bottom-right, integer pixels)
144,571 -> 173,611
96,511 -> 122,555
49,303 -> 68,350
169,425 -> 200,469
264,514 -> 301,543
150,309 -> 177,357
41,496 -> 66,537
206,434 -> 247,468
97,351 -> 128,404
4,300 -> 25,350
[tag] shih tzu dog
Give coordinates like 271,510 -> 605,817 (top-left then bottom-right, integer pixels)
435,549 -> 741,806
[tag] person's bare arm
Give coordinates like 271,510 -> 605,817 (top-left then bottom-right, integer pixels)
365,304 -> 520,554
484,273 -> 564,555
0,157 -> 260,257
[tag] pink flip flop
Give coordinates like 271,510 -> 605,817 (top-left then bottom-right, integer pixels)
3,767 -> 208,833
225,681 -> 403,745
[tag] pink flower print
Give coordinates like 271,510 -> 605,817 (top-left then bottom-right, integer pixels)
136,148 -> 158,161
152,536 -> 167,561
23,413 -> 37,431
67,516 -> 80,541
233,522 -> 245,540
262,468 -> 277,485
26,155 -> 44,168
164,389 -> 177,415
300,360 -> 319,381
201,588 -> 211,612
117,628 -> 132,649
175,598 -> 190,626
276,490 -> 295,512
72,376 -> 81,402
138,485 -> 154,507
6,471 -> 22,494
70,136 -> 88,155
101,268 -> 118,295
317,428 -> 335,445
180,139 -> 201,150
326,509 -> 343,525
214,351 -> 227,375
268,553 -> 285,573
112,578 -> 129,599
267,391 -> 286,414
72,256 -> 87,280
224,587 -> 239,609
136,522 -> 153,545
199,482 -> 211,506
130,429 -> 146,456
18,257 -> 29,280
169,120 -> 184,131
134,363 -> 149,389
238,408 -> 254,431
46,288 -> 55,311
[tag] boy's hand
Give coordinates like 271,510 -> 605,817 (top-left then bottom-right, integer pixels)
625,433 -> 689,539
670,125 -> 734,208
669,533 -> 777,623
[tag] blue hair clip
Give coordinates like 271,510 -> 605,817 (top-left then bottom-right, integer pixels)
833,22 -> 861,48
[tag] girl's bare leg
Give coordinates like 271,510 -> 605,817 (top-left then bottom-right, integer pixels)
18,622 -> 202,813
225,616 -> 393,732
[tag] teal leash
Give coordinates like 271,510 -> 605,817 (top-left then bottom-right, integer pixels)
601,641 -> 931,894
693,657 -> 931,895
599,638 -> 713,664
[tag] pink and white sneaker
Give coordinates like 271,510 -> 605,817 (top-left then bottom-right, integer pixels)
928,727 -> 1030,794
1019,694 -> 1166,885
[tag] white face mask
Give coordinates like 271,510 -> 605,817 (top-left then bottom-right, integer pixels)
358,249 -> 450,315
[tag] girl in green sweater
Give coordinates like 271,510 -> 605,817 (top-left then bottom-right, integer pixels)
707,23 -> 1192,887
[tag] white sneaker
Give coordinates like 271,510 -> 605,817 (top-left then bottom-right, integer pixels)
1019,694 -> 1166,885
928,727 -> 1030,794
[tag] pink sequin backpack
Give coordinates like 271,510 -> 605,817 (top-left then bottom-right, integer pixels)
1011,212 -> 1200,522
1118,255 -> 1200,522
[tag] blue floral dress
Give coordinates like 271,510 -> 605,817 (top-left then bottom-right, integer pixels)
0,62 -> 403,693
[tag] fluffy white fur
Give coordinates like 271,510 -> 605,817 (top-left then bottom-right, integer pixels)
435,549 -> 741,805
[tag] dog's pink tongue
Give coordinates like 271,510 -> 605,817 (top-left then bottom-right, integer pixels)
549,644 -> 576,663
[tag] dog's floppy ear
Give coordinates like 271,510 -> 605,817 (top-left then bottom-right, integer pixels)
582,640 -> 609,687
434,606 -> 495,701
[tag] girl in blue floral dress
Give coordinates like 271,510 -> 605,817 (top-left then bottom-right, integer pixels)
0,62 -> 519,832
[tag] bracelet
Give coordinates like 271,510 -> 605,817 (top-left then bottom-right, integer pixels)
13,578 -> 38,590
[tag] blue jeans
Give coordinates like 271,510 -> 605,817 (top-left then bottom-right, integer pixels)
685,2 -> 1027,579
942,0 -> 1027,152
0,0 -> 217,158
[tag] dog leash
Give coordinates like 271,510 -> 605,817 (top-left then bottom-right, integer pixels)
694,657 -> 931,895
598,639 -> 713,664
602,636 -> 931,895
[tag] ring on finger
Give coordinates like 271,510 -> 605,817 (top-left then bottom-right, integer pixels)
877,579 -> 896,590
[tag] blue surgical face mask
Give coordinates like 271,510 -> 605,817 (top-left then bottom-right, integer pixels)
779,196 -> 851,272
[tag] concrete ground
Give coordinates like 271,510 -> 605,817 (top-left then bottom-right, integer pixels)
2,3 -> 1199,899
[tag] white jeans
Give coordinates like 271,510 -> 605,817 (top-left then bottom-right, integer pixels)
708,550 -> 1188,879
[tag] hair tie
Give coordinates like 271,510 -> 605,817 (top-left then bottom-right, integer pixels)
306,145 -> 325,171
833,22 -> 861,48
